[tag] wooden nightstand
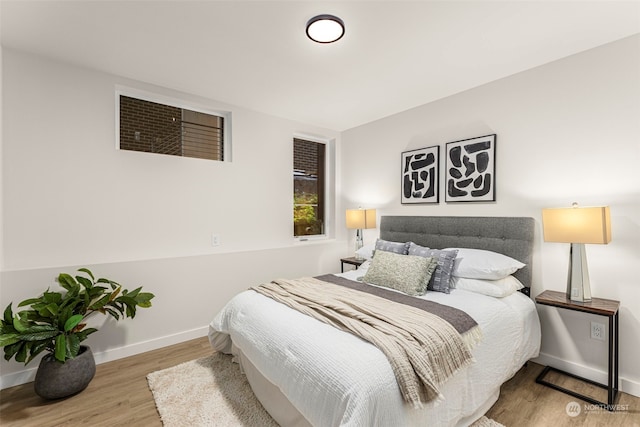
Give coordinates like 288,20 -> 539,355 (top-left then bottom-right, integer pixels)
535,290 -> 620,410
340,257 -> 365,273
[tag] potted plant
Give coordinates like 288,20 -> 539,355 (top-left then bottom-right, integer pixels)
0,268 -> 154,399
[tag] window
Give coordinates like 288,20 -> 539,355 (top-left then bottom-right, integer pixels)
293,138 -> 326,237
118,94 -> 227,161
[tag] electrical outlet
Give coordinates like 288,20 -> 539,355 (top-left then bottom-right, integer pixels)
211,233 -> 220,247
591,322 -> 605,341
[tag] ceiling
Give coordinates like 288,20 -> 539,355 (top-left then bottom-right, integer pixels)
1,1 -> 639,131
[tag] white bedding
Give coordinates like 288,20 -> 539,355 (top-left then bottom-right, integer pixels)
209,267 -> 541,426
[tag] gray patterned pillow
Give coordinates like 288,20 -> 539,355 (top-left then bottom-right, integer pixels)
408,243 -> 459,294
374,238 -> 410,255
362,250 -> 437,296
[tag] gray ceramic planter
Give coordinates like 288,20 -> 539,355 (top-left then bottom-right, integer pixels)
34,345 -> 96,399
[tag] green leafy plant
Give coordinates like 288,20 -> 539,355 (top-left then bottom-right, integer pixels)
294,193 -> 323,236
0,268 -> 154,364
294,192 -> 318,225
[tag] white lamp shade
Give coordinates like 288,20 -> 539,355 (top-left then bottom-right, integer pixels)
542,206 -> 611,244
346,209 -> 376,229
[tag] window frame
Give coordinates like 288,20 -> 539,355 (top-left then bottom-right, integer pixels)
115,87 -> 232,162
293,134 -> 332,241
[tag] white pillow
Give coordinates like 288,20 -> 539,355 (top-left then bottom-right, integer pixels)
355,243 -> 375,260
445,247 -> 525,280
453,276 -> 525,298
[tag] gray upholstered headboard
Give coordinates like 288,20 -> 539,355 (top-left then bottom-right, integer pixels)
379,216 -> 535,294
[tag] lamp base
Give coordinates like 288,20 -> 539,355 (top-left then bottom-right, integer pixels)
354,229 -> 364,260
567,243 -> 592,302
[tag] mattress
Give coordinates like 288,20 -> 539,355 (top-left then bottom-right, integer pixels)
209,266 -> 541,426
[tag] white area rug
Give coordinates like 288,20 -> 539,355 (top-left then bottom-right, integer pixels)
147,353 -> 505,426
147,353 -> 278,426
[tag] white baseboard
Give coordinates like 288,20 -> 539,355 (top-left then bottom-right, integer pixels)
0,326 -> 209,390
533,352 -> 640,398
0,365 -> 39,391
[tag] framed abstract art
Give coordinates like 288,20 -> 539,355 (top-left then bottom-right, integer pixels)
445,134 -> 496,202
401,146 -> 439,204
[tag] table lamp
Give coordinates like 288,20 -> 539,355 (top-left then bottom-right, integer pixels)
346,208 -> 376,259
542,203 -> 611,302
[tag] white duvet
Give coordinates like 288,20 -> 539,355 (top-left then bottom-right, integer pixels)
209,268 -> 541,426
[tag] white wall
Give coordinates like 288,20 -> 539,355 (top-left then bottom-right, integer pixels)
0,8 -> 4,316
0,48 -> 344,388
3,48 -> 343,270
340,35 -> 640,396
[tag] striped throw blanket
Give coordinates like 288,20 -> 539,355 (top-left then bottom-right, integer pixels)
252,276 -> 481,407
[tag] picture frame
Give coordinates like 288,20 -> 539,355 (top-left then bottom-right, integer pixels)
401,145 -> 439,204
445,134 -> 496,202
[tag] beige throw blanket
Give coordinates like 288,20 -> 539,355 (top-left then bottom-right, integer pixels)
252,277 -> 480,407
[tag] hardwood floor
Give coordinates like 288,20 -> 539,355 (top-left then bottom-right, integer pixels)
1,337 -> 638,426
485,363 -> 639,427
0,337 -> 212,427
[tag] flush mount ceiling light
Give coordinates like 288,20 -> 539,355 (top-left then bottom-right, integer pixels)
306,14 -> 345,43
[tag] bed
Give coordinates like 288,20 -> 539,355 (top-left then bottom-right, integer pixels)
209,216 -> 541,426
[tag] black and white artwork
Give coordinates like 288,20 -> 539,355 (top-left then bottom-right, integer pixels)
401,146 -> 439,204
445,134 -> 496,202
